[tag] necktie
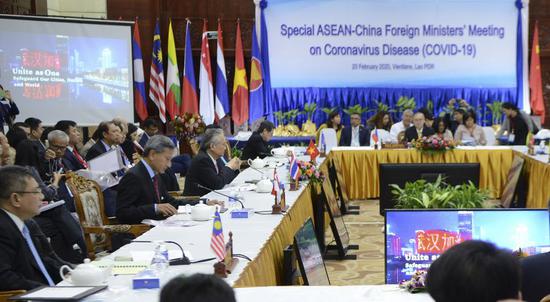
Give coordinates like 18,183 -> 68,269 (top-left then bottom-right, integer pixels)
72,148 -> 88,169
152,175 -> 160,203
22,225 -> 55,286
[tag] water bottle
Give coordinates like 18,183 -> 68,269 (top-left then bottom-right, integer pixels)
150,241 -> 169,271
228,193 -> 240,210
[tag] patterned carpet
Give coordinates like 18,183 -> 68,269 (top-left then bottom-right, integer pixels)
324,200 -> 386,285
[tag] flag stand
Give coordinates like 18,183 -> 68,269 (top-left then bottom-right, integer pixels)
214,232 -> 239,278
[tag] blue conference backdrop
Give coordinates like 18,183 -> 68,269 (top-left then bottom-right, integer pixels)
262,0 -> 525,127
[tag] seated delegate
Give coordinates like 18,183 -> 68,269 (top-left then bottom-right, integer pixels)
116,135 -> 220,224
183,129 -> 240,197
241,121 -> 275,160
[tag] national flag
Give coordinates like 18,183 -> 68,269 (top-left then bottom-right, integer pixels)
210,209 -> 225,261
166,19 -> 181,120
214,20 -> 230,121
306,139 -> 320,162
289,152 -> 301,181
271,168 -> 281,197
249,25 -> 264,125
529,21 -> 545,123
132,18 -> 148,121
182,20 -> 199,114
199,20 -> 215,125
259,7 -> 273,121
232,20 -> 249,126
149,20 -> 166,123
372,129 -> 379,144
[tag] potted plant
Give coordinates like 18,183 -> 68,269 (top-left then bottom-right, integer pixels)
172,113 -> 206,155
284,109 -> 301,136
273,111 -> 287,136
390,175 -> 490,209
486,101 -> 503,132
343,104 -> 368,117
301,103 -> 318,136
396,96 -> 416,113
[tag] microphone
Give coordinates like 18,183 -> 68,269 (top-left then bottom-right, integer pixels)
132,240 -> 190,265
196,183 -> 245,209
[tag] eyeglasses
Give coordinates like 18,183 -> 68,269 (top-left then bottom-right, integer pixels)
49,144 -> 68,151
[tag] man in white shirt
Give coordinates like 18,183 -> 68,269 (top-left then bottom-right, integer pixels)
390,109 -> 413,143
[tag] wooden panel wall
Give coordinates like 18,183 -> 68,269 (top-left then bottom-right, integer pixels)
106,0 -> 255,120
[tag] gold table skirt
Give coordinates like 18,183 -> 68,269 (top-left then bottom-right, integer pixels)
233,149 -> 549,287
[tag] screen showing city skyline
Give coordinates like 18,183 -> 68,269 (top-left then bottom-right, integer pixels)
385,209 -> 550,284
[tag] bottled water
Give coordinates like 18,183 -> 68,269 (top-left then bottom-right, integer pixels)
150,241 -> 169,272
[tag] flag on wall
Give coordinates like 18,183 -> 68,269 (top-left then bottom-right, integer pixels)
199,20 -> 215,125
232,20 -> 249,126
249,25 -> 264,125
210,209 -> 225,261
215,20 -> 230,121
529,21 -> 545,123
166,19 -> 181,120
182,20 -> 198,114
132,18 -> 148,121
149,20 -> 166,123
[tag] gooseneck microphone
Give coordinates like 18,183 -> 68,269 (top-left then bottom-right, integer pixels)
132,240 -> 190,265
196,183 -> 245,209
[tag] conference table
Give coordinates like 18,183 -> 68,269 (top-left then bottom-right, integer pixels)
80,146 -> 548,301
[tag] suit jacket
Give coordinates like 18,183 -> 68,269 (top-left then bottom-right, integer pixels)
183,151 -> 239,196
117,161 -> 189,224
62,148 -> 86,172
84,140 -> 109,162
0,211 -> 65,290
404,126 -> 435,143
242,132 -> 270,160
339,126 -> 370,146
521,252 -> 550,302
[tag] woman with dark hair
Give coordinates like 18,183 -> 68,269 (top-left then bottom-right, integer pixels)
448,108 -> 466,135
242,120 -> 275,160
500,102 -> 529,145
120,123 -> 141,160
454,112 -> 487,146
367,111 -> 393,131
316,110 -> 343,144
433,117 -> 453,141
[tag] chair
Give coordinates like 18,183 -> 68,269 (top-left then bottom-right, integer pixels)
65,172 -> 151,259
482,126 -> 497,146
0,290 -> 25,302
319,128 -> 338,153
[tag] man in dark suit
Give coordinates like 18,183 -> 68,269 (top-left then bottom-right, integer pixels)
404,112 -> 435,143
117,135 -> 222,224
0,166 -> 66,290
55,120 -> 88,171
339,113 -> 370,146
242,121 -> 274,160
521,252 -> 550,302
138,118 -> 159,149
85,121 -> 122,162
184,129 -> 241,196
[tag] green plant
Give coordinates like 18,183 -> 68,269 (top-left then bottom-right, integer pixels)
426,100 -> 434,113
321,106 -> 339,116
390,175 -> 490,209
284,109 -> 300,125
343,104 -> 368,116
486,101 -> 504,125
396,96 -> 416,112
367,100 -> 395,113
274,111 -> 285,125
303,103 -> 317,121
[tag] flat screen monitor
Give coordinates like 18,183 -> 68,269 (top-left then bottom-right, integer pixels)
322,179 -> 350,257
379,163 -> 480,215
294,218 -> 330,285
385,209 -> 550,284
